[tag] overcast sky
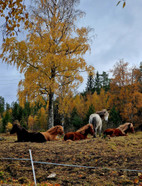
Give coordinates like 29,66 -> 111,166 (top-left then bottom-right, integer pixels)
0,0 -> 142,105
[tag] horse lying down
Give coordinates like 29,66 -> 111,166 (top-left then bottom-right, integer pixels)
41,125 -> 64,141
103,128 -> 127,137
10,123 -> 64,142
103,122 -> 135,137
117,123 -> 135,134
10,124 -> 46,142
64,124 -> 94,141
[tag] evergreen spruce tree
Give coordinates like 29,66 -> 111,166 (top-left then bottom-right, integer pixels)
94,71 -> 102,94
101,71 -> 110,92
84,104 -> 95,124
0,96 -> 5,116
70,107 -> 83,130
109,106 -> 121,128
12,102 -> 23,122
86,72 -> 95,94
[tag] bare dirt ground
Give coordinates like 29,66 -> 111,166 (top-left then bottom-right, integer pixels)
0,132 -> 142,186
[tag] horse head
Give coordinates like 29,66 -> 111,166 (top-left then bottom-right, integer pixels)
78,124 -> 94,136
55,125 -> 64,135
87,124 -> 95,135
104,110 -> 109,122
96,109 -> 109,122
127,123 -> 135,133
118,123 -> 135,134
10,124 -> 19,134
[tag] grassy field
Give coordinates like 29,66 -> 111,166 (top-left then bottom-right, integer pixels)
0,132 -> 142,185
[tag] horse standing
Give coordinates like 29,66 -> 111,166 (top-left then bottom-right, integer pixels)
64,124 -> 94,141
89,109 -> 109,137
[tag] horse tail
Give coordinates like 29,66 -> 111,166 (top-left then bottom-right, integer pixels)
92,117 -> 97,129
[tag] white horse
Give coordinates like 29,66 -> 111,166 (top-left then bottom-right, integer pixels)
89,109 -> 109,137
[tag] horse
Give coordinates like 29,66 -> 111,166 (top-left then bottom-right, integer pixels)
10,123 -> 46,142
64,124 -> 94,141
41,125 -> 64,141
103,128 -> 127,137
89,109 -> 109,137
117,123 -> 135,134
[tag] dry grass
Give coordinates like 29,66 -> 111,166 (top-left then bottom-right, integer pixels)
0,132 -> 142,185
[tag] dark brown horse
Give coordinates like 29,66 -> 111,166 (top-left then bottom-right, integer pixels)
10,124 -> 46,142
64,124 -> 94,141
103,128 -> 127,137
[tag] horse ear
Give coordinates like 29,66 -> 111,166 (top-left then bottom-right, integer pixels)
13,120 -> 20,125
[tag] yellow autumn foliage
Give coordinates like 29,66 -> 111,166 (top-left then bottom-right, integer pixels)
6,122 -> 13,132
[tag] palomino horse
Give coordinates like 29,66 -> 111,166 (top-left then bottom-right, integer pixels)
89,109 -> 109,137
117,123 -> 135,134
64,124 -> 94,141
103,128 -> 127,137
10,123 -> 46,142
41,125 -> 64,141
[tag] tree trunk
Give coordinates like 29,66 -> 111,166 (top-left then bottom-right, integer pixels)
48,91 -> 54,129
61,114 -> 65,129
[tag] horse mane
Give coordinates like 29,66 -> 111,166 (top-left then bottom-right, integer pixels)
76,124 -> 93,134
47,125 -> 63,135
96,109 -> 108,117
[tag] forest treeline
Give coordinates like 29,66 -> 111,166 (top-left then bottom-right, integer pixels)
1,0 -> 141,133
0,60 -> 142,133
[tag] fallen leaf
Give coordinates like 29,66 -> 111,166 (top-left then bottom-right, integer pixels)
134,178 -> 139,184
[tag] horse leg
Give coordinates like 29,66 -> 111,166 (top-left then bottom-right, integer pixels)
93,127 -> 97,138
98,125 -> 102,137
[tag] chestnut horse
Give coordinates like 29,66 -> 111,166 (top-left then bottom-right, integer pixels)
89,109 -> 109,137
41,125 -> 64,141
10,124 -> 46,142
103,128 -> 127,137
64,124 -> 94,141
117,123 -> 134,134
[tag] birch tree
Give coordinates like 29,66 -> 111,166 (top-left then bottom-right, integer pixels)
0,0 -> 29,37
0,0 -> 94,128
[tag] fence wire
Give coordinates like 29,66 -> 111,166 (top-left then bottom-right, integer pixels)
1,157 -> 142,173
